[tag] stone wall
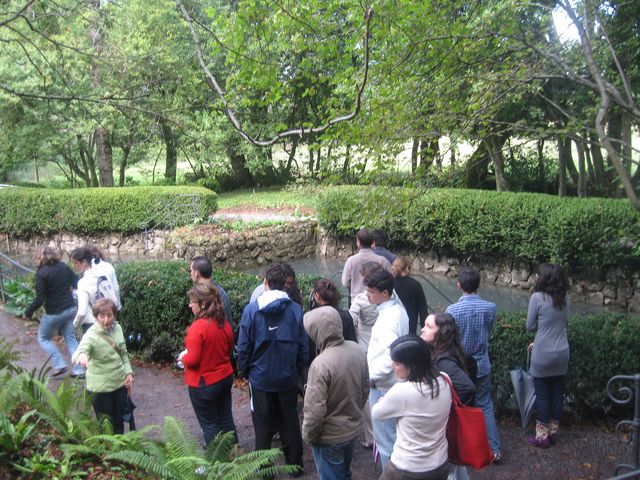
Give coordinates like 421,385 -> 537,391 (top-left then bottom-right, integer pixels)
315,227 -> 640,313
0,221 -> 317,270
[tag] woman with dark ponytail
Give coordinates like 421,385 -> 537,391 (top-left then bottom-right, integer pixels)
525,263 -> 570,448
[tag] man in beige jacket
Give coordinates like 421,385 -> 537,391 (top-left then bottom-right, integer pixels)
302,306 -> 369,480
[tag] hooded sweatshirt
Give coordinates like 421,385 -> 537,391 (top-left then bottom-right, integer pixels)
302,306 -> 369,445
237,289 -> 307,392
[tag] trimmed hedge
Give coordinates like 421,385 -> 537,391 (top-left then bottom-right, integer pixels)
116,260 -> 318,363
0,186 -> 218,235
317,186 -> 640,270
492,311 -> 640,416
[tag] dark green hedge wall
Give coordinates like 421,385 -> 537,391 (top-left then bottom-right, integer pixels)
492,311 -> 640,416
0,186 -> 217,235
116,260 -> 318,363
317,186 -> 640,271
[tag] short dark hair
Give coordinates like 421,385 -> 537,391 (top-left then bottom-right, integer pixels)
191,256 -> 213,279
36,246 -> 60,267
282,262 -> 296,280
360,262 -> 384,283
372,229 -> 387,247
264,263 -> 287,290
356,228 -> 373,248
364,267 -> 394,296
457,267 -> 480,293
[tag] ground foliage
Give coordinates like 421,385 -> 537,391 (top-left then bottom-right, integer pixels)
317,186 -> 640,271
0,186 -> 218,235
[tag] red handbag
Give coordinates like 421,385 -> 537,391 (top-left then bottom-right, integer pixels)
442,375 -> 494,469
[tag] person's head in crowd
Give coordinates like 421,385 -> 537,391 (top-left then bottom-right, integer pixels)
92,298 -> 118,331
87,245 -> 105,264
187,282 -> 226,326
390,335 -> 440,397
264,263 -> 287,291
391,256 -> 412,278
372,229 -> 388,248
421,313 -> 469,373
35,246 -> 60,269
356,228 -> 373,249
457,267 -> 481,294
70,246 -> 94,274
364,267 -> 394,305
190,256 -> 213,283
534,263 -> 569,309
312,278 -> 341,308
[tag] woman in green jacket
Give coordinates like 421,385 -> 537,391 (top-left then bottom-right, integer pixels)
73,298 -> 134,433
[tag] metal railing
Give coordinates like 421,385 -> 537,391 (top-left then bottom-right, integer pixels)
0,250 -> 34,304
608,374 -> 640,479
140,194 -> 203,252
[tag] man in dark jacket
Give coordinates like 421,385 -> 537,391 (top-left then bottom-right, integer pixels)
237,263 -> 308,475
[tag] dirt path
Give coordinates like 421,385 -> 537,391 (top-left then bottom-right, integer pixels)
0,309 -> 631,479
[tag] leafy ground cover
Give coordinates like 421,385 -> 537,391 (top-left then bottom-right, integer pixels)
216,186 -> 320,215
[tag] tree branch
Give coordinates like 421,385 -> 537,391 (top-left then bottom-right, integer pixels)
176,0 -> 373,147
0,0 -> 35,28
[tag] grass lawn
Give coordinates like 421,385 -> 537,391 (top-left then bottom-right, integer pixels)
216,185 -> 321,211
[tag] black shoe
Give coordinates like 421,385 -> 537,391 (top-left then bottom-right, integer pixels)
51,367 -> 68,378
492,452 -> 503,465
70,372 -> 85,379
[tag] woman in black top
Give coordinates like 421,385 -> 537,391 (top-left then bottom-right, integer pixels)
392,256 -> 428,335
24,246 -> 84,378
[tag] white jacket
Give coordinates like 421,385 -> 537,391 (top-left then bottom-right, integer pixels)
73,270 -> 98,328
91,259 -> 121,309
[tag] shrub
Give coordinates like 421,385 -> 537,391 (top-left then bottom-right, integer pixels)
0,186 -> 218,236
317,186 -> 640,271
491,311 -> 640,417
116,260 -> 319,362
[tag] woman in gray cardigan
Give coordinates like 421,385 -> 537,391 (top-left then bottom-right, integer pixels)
526,263 -> 570,448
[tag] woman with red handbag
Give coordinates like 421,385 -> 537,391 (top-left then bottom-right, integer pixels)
371,335 -> 452,480
421,313 -> 477,479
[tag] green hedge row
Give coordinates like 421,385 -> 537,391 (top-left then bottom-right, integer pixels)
0,186 -> 218,235
116,260 -> 318,363
491,311 -> 640,416
317,186 -> 640,270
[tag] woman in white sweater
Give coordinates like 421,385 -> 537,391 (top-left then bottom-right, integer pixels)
70,246 -> 99,333
372,335 -> 451,480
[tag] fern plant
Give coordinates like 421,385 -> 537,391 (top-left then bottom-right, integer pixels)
107,416 -> 300,480
0,410 -> 39,459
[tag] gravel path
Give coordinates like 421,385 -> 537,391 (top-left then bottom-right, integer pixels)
1,309 -> 631,479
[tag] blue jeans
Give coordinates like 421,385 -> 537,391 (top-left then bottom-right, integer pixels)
534,376 -> 564,423
311,438 -> 356,480
188,375 -> 236,446
474,374 -> 501,455
38,306 -> 84,375
370,387 -> 396,468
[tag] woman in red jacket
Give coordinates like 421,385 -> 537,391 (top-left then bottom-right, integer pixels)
178,283 -> 236,446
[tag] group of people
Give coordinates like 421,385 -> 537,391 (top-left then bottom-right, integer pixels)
23,229 -> 571,479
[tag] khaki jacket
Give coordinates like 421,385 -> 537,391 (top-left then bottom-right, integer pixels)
302,306 -> 369,445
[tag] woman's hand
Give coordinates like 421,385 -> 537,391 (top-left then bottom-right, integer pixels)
124,374 -> 134,389
75,352 -> 89,368
527,342 -> 534,352
177,349 -> 188,361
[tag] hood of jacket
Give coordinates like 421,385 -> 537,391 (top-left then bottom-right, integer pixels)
304,306 -> 344,352
257,289 -> 292,314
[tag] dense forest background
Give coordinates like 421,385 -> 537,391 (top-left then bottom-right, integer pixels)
0,0 -> 638,209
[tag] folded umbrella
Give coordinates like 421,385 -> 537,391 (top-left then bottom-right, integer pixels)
509,351 -> 536,431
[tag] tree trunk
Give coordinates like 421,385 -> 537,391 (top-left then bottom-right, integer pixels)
419,138 -> 438,174
95,127 -> 114,187
575,139 -> 587,197
284,139 -> 298,176
464,138 -> 490,188
487,135 -> 509,192
225,138 -> 252,187
308,147 -> 315,176
536,139 -> 545,189
583,140 -> 595,186
34,153 -> 39,183
557,137 -> 568,197
410,138 -> 419,173
119,141 -> 132,187
621,113 -> 632,173
342,144 -> 351,180
450,138 -> 457,167
589,132 -> 606,190
160,119 -> 177,184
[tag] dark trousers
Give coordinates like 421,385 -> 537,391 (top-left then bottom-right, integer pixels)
250,386 -> 303,469
90,386 -> 127,434
188,374 -> 237,446
380,460 -> 450,480
534,375 -> 564,423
